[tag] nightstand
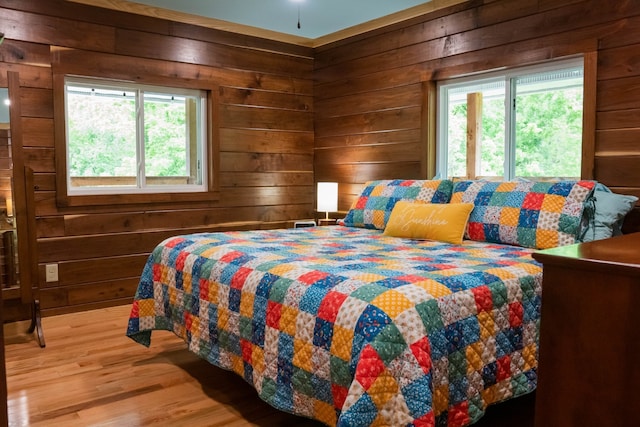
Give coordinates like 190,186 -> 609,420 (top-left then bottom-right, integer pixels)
314,210 -> 347,226
317,218 -> 337,226
532,233 -> 640,427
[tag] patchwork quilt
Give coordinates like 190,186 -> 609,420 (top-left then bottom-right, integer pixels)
126,226 -> 542,427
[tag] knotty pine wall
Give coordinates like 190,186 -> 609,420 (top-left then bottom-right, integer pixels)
314,0 -> 640,231
2,0 -> 640,317
0,0 -> 314,316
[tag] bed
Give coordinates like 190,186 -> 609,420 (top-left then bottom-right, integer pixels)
126,178 -> 631,426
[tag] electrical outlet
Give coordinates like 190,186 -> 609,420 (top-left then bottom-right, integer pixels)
45,263 -> 59,282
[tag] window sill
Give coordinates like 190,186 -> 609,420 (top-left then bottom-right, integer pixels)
56,190 -> 220,208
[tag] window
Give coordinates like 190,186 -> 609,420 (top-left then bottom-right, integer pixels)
437,58 -> 584,180
64,77 -> 207,195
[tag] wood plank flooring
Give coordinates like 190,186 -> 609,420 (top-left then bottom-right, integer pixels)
4,305 -> 323,426
3,305 -> 534,426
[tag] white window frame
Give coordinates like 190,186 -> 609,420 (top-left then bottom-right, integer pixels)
64,76 -> 208,196
436,57 -> 584,180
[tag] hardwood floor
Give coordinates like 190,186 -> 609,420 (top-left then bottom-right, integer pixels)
4,305 -> 323,426
3,305 -> 534,426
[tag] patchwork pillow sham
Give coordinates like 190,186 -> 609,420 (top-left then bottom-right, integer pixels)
451,180 -> 596,249
340,179 -> 453,230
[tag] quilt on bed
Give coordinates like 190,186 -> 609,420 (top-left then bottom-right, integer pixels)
126,226 -> 542,427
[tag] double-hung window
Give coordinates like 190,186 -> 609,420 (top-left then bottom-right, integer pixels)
437,57 -> 584,180
64,77 -> 207,195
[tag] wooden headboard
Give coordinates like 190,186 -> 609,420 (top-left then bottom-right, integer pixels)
622,207 -> 640,234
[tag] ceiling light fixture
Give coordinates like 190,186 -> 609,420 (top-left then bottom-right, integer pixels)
290,0 -> 304,30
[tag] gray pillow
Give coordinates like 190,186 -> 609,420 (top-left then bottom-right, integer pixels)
581,186 -> 638,242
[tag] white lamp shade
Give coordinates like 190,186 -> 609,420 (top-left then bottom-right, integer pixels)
317,182 -> 338,213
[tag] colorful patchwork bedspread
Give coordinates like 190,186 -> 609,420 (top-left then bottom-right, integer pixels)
126,226 -> 542,426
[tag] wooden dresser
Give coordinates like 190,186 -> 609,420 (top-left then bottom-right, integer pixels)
1,279 -> 7,427
532,233 -> 640,427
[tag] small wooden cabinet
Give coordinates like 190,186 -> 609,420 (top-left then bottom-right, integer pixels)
532,233 -> 640,427
1,270 -> 8,427
317,218 -> 337,226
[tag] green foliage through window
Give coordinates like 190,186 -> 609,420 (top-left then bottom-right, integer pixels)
438,58 -> 584,180
64,77 -> 207,194
67,90 -> 137,178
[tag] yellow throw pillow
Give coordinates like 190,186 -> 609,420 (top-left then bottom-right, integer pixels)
383,201 -> 474,244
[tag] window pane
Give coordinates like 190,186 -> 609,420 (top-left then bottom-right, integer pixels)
479,94 -> 505,177
67,86 -> 137,188
514,68 -> 583,178
446,99 -> 467,177
445,80 -> 505,178
143,92 -> 193,186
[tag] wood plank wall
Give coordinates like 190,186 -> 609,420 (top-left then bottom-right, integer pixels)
2,0 -> 640,317
0,0 -> 314,316
314,0 -> 640,231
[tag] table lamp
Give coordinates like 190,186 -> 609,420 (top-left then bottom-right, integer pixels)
317,182 -> 338,220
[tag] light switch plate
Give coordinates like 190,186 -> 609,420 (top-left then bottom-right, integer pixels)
45,263 -> 59,282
